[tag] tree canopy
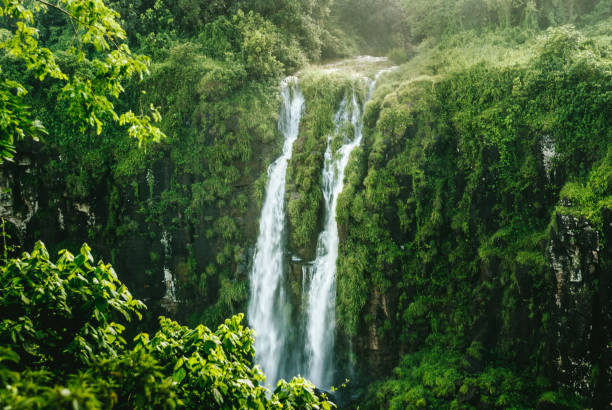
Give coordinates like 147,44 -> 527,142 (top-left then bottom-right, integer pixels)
0,0 -> 165,163
0,241 -> 335,408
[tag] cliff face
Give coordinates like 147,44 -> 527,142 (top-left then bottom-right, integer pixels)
550,209 -> 611,405
0,155 -> 38,250
341,155 -> 611,405
334,27 -> 611,406
0,141 -> 276,328
350,287 -> 399,382
0,150 -> 169,326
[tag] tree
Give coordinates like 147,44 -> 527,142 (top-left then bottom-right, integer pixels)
0,241 -> 335,408
0,0 -> 165,163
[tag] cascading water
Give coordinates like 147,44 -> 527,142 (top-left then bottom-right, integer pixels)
302,67 -> 395,388
249,62 -> 395,389
302,84 -> 367,388
161,231 -> 176,303
248,77 -> 305,386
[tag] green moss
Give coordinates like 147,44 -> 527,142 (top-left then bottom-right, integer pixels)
336,25 -> 611,407
149,251 -> 161,263
284,70 -> 357,257
557,146 -> 612,229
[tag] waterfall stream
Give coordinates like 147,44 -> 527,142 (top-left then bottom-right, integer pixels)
302,70 -> 396,387
248,77 -> 305,385
249,63 -> 395,389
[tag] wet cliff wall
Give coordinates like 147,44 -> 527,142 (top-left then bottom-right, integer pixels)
337,27 -> 611,407
0,45 -> 284,330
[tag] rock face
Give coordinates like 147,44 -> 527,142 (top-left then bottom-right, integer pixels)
351,287 -> 398,382
0,133 -> 280,332
549,209 -> 611,405
599,209 -> 612,409
0,155 -> 38,250
0,152 -> 168,324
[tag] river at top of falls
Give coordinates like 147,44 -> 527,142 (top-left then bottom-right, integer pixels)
248,60 -> 396,390
248,76 -> 305,386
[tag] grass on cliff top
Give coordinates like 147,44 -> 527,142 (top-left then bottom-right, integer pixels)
377,20 -> 612,93
379,28 -> 538,90
299,56 -> 395,82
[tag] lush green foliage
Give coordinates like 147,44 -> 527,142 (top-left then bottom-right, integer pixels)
133,42 -> 285,325
399,0 -> 607,42
558,145 -> 612,228
0,241 -> 143,371
200,10 -> 300,79
110,0 -> 346,60
3,0 -> 612,408
0,242 -> 334,408
364,347 -> 582,409
335,24 -> 611,407
0,0 -> 165,162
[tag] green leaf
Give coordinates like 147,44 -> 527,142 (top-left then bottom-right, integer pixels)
212,387 -> 224,404
172,367 -> 186,384
173,357 -> 184,371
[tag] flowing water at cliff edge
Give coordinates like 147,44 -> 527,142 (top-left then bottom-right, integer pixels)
248,77 -> 305,385
249,58 -> 396,389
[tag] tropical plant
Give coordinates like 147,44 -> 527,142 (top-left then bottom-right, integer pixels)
0,0 -> 165,163
0,241 -> 335,408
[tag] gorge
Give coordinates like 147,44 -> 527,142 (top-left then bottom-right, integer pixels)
1,1 -> 611,408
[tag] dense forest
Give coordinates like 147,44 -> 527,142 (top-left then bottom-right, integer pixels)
1,0 -> 611,408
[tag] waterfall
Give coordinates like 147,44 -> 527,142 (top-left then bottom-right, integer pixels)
301,85 -> 366,388
161,231 -> 176,303
249,63 -> 395,389
303,68 -> 394,388
248,77 -> 305,386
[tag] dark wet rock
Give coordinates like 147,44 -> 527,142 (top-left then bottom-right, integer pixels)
549,210 -> 610,405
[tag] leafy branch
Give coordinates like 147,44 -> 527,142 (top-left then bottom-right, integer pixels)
0,0 -> 166,163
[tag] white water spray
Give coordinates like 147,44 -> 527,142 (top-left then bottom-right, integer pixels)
248,77 -> 305,385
